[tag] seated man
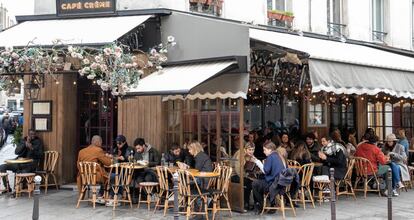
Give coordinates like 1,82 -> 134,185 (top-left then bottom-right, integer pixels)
164,142 -> 193,166
0,129 -> 43,190
76,135 -> 112,202
133,138 -> 160,182
0,129 -> 44,172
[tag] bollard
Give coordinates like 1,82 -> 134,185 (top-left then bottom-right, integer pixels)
33,175 -> 42,220
387,168 -> 392,220
330,168 -> 336,220
173,172 -> 179,220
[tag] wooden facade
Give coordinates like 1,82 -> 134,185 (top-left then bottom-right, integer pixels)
23,73 -> 78,184
117,96 -> 166,153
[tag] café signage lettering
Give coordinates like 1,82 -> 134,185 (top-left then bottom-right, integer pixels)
57,0 -> 116,16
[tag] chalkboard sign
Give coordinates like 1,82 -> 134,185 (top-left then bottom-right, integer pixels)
57,0 -> 116,16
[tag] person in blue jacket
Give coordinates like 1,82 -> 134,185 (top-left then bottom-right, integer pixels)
252,141 -> 285,213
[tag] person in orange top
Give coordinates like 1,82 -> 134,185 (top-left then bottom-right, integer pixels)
76,135 -> 112,201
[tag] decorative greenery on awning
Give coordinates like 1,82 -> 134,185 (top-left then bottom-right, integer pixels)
0,36 -> 176,96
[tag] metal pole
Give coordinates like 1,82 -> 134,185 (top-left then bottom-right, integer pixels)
32,175 -> 42,220
387,168 -> 392,220
173,172 -> 179,220
330,168 -> 336,220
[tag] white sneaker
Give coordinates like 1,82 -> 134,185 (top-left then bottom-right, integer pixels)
392,189 -> 399,197
105,200 -> 120,207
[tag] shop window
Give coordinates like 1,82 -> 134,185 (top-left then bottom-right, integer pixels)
189,0 -> 223,16
267,0 -> 292,28
308,101 -> 327,127
166,100 -> 182,146
7,99 -> 17,111
367,101 -> 402,141
330,97 -> 355,136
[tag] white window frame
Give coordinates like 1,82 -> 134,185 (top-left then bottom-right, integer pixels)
372,0 -> 386,42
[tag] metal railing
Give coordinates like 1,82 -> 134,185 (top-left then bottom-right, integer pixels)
327,22 -> 347,38
372,30 -> 388,43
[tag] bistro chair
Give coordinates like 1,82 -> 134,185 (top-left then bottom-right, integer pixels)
177,169 -> 210,220
210,165 -> 233,220
137,181 -> 159,211
36,151 -> 59,194
14,173 -> 35,198
287,160 -> 301,169
293,163 -> 315,209
336,159 -> 356,200
0,172 -> 10,194
353,157 -> 381,198
261,185 -> 296,219
76,162 -> 99,209
105,163 -> 134,210
154,166 -> 174,216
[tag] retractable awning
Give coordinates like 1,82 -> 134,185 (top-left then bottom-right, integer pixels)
126,60 -> 249,100
250,28 -> 414,99
0,15 -> 151,47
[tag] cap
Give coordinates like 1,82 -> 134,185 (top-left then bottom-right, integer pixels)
115,135 -> 126,143
385,134 -> 398,142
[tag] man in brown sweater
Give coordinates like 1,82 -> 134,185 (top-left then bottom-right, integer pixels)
76,135 -> 112,199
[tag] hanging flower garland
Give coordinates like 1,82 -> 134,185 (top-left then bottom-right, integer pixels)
0,36 -> 176,96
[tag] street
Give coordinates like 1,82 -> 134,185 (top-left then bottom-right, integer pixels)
0,188 -> 414,220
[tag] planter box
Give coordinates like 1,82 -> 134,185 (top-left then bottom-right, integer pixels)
282,15 -> 294,22
267,11 -> 284,20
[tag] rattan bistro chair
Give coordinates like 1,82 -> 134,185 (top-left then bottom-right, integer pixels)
76,162 -> 100,209
106,163 -> 134,210
210,165 -> 233,220
36,151 -> 59,194
154,166 -> 175,216
177,169 -> 210,220
336,159 -> 356,200
292,163 -> 315,209
354,157 -> 381,198
261,185 -> 296,219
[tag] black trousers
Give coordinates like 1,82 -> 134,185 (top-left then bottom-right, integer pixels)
252,179 -> 271,207
231,175 -> 254,205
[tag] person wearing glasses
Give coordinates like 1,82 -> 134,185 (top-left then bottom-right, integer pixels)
107,135 -> 130,163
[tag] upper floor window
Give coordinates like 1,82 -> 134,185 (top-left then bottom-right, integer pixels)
412,1 -> 414,49
267,0 -> 293,28
328,0 -> 346,37
372,0 -> 387,42
189,0 -> 223,17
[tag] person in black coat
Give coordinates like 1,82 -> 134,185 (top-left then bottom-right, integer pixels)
110,135 -> 130,163
164,142 -> 194,166
188,141 -> 213,189
319,136 -> 347,180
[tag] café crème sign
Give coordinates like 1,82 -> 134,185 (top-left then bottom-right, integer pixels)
57,0 -> 115,15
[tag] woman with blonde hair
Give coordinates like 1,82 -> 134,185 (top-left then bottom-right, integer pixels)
232,142 -> 264,210
187,141 -> 213,172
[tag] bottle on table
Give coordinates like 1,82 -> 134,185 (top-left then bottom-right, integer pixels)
161,153 -> 166,166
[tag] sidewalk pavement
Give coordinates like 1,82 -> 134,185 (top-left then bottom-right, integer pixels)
1,188 -> 414,220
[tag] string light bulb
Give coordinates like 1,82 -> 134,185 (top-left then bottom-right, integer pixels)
73,81 -> 77,85
55,81 -> 59,85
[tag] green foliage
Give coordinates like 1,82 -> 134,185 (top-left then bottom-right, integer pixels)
12,125 -> 23,146
268,9 -> 294,17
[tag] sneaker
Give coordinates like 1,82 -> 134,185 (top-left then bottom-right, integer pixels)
322,188 -> 331,194
105,200 -> 120,207
392,189 -> 399,197
96,197 -> 106,205
398,182 -> 405,189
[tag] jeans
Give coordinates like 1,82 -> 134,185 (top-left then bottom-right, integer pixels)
252,179 -> 271,207
378,163 -> 400,189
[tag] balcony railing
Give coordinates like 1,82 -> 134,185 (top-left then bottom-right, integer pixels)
267,10 -> 294,28
327,22 -> 347,38
372,30 -> 388,43
189,0 -> 223,16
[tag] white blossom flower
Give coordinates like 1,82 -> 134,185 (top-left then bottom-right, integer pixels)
71,52 -> 77,58
120,62 -> 126,68
156,66 -> 163,70
111,90 -> 119,96
86,74 -> 96,79
167,36 -> 175,43
132,62 -> 138,67
95,56 -> 103,62
78,69 -> 85,76
171,42 -> 177,47
82,58 -> 90,65
138,70 -> 144,75
1,51 -> 10,56
52,56 -> 60,62
5,46 -> 13,52
104,48 -> 112,56
125,63 -> 132,68
77,53 -> 83,60
115,52 -> 122,58
11,53 -> 19,59
96,79 -> 102,85
101,82 -> 109,91
147,61 -> 153,67
68,46 -> 74,53
90,63 -> 98,70
114,46 -> 122,53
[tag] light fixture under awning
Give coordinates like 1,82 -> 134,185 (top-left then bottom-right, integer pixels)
126,60 -> 249,100
250,28 -> 414,98
0,15 -> 151,47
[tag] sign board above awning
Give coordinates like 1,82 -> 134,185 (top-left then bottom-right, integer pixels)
0,15 -> 150,47
56,0 -> 116,16
250,28 -> 414,99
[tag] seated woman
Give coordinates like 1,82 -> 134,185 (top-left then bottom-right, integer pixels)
280,133 -> 294,156
252,142 -> 285,213
305,132 -> 321,163
289,141 -> 312,165
232,142 -> 264,210
319,136 -> 347,180
382,133 -> 408,191
187,141 -> 213,189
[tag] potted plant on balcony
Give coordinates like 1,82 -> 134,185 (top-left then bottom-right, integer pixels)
267,10 -> 284,20
282,11 -> 294,22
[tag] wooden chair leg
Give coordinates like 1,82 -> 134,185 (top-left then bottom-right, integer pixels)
52,174 -> 59,190
364,179 -> 368,198
306,187 -> 315,208
280,195 -> 286,220
44,174 -> 49,194
92,186 -> 97,209
301,188 -> 306,210
225,194 -> 232,216
77,188 -> 85,208
137,187 -> 142,208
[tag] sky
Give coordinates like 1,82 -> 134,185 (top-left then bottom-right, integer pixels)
0,0 -> 35,20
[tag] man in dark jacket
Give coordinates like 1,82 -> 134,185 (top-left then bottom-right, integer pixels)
110,135 -> 130,163
165,143 -> 193,166
0,129 -> 43,173
0,129 -> 43,189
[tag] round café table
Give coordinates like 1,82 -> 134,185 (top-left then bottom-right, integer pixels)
4,158 -> 35,197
